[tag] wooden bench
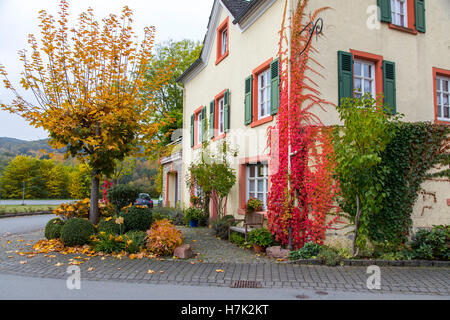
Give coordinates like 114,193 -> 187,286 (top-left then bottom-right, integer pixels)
228,211 -> 265,241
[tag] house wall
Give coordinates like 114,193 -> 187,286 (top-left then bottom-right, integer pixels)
182,0 -> 450,231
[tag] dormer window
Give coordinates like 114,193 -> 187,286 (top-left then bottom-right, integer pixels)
216,17 -> 229,65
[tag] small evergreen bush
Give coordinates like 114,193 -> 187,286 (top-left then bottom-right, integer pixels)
61,218 -> 95,246
45,218 -> 65,240
97,217 -> 121,235
120,206 -> 153,232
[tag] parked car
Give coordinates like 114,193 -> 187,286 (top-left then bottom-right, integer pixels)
135,193 -> 153,208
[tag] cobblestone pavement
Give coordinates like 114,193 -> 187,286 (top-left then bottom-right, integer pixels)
0,227 -> 449,297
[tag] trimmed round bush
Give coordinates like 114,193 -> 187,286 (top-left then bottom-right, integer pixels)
120,206 -> 153,232
45,218 -> 65,240
61,218 -> 95,246
97,217 -> 121,235
107,184 -> 142,211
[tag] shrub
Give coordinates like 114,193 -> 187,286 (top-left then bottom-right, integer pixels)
45,218 -> 65,240
229,232 -> 245,247
124,231 -> 147,254
53,199 -> 115,220
107,184 -> 142,211
212,215 -> 236,240
173,213 -> 185,226
146,219 -> 183,256
248,228 -> 272,247
97,217 -> 122,235
289,242 -> 322,260
152,211 -> 171,222
120,206 -> 153,232
92,232 -> 126,254
60,218 -> 95,247
317,247 -> 341,266
246,197 -> 263,212
411,226 -> 449,260
152,207 -> 183,217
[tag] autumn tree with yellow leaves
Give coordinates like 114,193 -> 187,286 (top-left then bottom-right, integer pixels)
0,0 -> 172,223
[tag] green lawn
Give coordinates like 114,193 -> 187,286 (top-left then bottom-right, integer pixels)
0,205 -> 58,215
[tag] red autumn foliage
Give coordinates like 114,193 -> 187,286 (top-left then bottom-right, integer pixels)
266,0 -> 340,249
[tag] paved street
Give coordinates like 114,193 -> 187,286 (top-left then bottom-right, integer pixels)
0,273 -> 446,300
0,214 -> 55,237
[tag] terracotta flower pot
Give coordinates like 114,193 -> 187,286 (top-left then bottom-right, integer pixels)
253,244 -> 266,254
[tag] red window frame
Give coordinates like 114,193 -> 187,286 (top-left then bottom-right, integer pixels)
350,50 -> 384,99
388,0 -> 419,35
250,58 -> 274,128
432,67 -> 450,125
192,106 -> 204,150
238,155 -> 270,216
213,89 -> 227,141
215,17 -> 229,65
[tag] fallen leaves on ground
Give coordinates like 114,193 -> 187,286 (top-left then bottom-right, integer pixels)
147,269 -> 155,274
216,269 -> 224,273
19,261 -> 27,264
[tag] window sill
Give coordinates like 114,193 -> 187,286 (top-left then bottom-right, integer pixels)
213,133 -> 226,142
388,23 -> 418,35
435,119 -> 450,125
215,51 -> 229,65
192,143 -> 203,150
250,115 -> 273,128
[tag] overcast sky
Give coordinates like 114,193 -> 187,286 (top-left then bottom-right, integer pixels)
0,0 -> 212,141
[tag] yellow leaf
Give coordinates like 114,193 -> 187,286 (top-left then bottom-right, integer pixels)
147,269 -> 155,274
216,269 -> 224,273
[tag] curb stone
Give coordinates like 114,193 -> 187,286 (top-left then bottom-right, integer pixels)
0,211 -> 53,219
288,258 -> 450,268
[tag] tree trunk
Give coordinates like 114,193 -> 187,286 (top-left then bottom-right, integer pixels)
89,171 -> 100,225
352,194 -> 362,257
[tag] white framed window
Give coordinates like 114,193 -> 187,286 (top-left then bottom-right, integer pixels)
436,76 -> 450,121
246,163 -> 269,211
221,28 -> 228,56
197,111 -> 203,145
258,69 -> 271,120
218,97 -> 225,135
354,60 -> 376,98
391,0 -> 408,28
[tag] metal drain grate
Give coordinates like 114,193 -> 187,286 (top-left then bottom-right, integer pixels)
230,280 -> 262,288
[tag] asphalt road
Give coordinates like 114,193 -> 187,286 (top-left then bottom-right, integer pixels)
0,214 -> 54,237
0,199 -> 75,206
0,273 -> 445,300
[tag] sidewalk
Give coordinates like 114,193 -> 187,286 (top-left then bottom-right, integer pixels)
0,227 -> 449,297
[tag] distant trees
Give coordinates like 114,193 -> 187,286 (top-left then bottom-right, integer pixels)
0,155 -> 89,199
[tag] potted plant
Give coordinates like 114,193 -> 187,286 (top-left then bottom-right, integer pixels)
248,228 -> 273,253
246,197 -> 263,213
184,207 -> 203,228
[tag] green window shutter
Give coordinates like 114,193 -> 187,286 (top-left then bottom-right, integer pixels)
244,75 -> 253,125
201,107 -> 207,142
190,114 -> 195,147
209,100 -> 215,139
383,60 -> 397,114
415,0 -> 426,33
338,51 -> 354,105
224,89 -> 230,132
378,0 -> 392,23
270,58 -> 280,115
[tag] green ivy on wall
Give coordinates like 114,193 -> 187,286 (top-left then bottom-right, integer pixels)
368,122 -> 449,245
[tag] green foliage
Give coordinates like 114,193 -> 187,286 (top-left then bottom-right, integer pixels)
120,206 -> 153,232
44,218 -> 65,240
289,241 -> 322,260
248,228 -> 273,247
60,218 -> 95,246
97,217 -> 121,235
108,184 -> 141,211
93,232 -> 126,254
152,207 -> 185,225
184,207 -> 204,223
212,215 -> 236,239
368,122 -> 449,244
333,94 -> 402,254
229,232 -> 246,247
246,197 -> 263,212
411,226 -> 449,260
124,231 -> 147,254
317,247 -> 341,266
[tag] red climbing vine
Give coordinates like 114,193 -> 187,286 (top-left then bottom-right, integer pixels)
267,0 -> 340,249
